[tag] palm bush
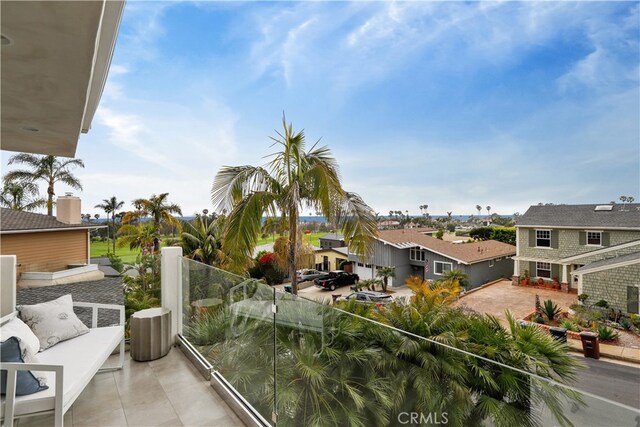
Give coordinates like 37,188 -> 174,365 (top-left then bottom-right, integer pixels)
542,299 -> 561,321
184,269 -> 583,427
596,324 -> 619,341
560,319 -> 579,332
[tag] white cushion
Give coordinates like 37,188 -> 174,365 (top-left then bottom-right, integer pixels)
0,326 -> 123,416
0,317 -> 41,356
18,295 -> 89,351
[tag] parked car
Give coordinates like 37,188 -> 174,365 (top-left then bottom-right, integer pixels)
296,269 -> 326,282
342,291 -> 394,305
314,270 -> 359,291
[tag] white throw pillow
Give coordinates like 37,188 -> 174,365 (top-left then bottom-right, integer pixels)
0,316 -> 41,355
18,294 -> 89,351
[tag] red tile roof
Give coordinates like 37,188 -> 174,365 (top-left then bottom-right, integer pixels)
378,228 -> 515,264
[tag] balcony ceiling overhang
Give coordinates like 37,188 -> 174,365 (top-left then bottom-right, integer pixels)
1,0 -> 124,157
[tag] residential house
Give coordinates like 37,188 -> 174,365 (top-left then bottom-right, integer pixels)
377,220 -> 400,230
319,233 -> 345,249
314,246 -> 350,272
0,196 -> 106,287
513,203 -> 640,314
349,228 -> 515,289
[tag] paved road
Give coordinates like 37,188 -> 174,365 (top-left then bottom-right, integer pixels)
570,356 -> 640,409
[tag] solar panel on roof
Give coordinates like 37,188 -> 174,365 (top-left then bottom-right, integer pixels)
594,205 -> 613,211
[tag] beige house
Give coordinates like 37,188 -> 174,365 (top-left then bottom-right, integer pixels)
314,247 -> 350,272
0,197 -> 105,287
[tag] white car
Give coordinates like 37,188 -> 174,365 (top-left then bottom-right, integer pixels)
296,269 -> 326,282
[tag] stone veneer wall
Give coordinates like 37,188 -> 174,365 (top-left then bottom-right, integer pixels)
582,264 -> 640,314
517,229 -> 640,261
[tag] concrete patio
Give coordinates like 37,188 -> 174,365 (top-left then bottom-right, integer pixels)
17,348 -> 244,427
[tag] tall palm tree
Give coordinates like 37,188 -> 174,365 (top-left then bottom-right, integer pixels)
0,181 -> 46,211
126,193 -> 183,252
5,154 -> 84,216
475,204 -> 482,218
95,196 -> 125,254
211,115 -> 377,294
486,205 -> 491,218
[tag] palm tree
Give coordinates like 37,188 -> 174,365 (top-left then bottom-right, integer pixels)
0,181 -> 46,211
117,223 -> 158,255
211,115 -> 377,294
376,266 -> 396,292
389,210 -> 394,219
181,214 -> 228,267
5,154 -> 84,216
95,196 -> 125,254
475,204 -> 482,218
486,205 -> 491,219
126,193 -> 183,252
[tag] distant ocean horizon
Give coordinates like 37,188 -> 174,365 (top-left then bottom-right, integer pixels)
86,214 -> 511,224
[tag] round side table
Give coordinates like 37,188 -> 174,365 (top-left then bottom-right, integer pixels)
130,307 -> 171,362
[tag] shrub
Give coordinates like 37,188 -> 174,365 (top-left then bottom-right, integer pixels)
577,293 -> 589,304
594,300 -> 609,309
542,299 -> 561,321
560,319 -> 579,332
107,253 -> 124,274
620,318 -> 632,331
596,324 -> 619,342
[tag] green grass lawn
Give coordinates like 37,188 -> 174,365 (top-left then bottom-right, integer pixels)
90,240 -> 139,263
256,232 -> 325,247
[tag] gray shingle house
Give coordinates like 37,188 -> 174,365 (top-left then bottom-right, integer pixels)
513,203 -> 640,314
348,228 -> 515,289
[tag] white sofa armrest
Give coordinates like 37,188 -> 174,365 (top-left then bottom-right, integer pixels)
2,362 -> 64,427
73,302 -> 124,328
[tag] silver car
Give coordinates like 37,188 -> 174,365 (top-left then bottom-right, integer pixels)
343,291 -> 394,305
296,269 -> 326,282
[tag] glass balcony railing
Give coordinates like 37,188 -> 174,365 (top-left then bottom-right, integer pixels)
179,258 -> 640,426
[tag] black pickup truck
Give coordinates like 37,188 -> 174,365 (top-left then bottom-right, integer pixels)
314,270 -> 359,291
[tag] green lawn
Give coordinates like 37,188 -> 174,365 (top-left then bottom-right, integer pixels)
256,232 -> 325,247
92,232 -> 328,263
90,240 -> 139,263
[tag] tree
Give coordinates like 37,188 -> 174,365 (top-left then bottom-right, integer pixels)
95,196 -> 125,254
376,266 -> 395,292
0,181 -> 46,211
211,115 -> 377,294
126,193 -> 182,252
117,223 -> 158,255
5,154 -> 84,216
181,213 -> 228,267
486,205 -> 491,218
475,204 -> 482,218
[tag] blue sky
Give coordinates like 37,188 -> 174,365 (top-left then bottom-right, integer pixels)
3,1 -> 639,217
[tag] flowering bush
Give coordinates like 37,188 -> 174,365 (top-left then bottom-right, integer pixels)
259,252 -> 275,265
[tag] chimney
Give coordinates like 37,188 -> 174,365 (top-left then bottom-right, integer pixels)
56,194 -> 81,224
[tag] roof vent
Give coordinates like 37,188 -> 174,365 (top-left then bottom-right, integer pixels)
594,205 -> 613,211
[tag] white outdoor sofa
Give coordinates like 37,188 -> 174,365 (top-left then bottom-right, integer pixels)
0,302 -> 124,427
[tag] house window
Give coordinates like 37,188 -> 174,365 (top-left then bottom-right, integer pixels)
434,261 -> 452,275
365,263 -> 373,268
536,262 -> 551,278
536,230 -> 551,247
489,260 -> 495,268
409,247 -> 425,262
587,231 -> 602,246
357,262 -> 364,267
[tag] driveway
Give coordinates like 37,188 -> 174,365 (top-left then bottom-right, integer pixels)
455,280 -> 577,323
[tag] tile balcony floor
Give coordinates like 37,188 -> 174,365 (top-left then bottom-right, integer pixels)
18,348 -> 245,427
